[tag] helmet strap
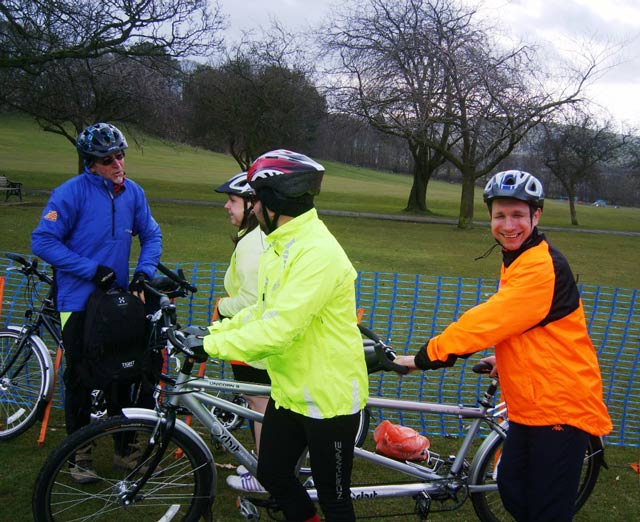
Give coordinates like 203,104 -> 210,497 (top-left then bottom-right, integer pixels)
261,205 -> 280,234
240,199 -> 253,230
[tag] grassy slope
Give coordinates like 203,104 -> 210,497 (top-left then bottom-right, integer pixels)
1,115 -> 638,521
1,113 -> 639,288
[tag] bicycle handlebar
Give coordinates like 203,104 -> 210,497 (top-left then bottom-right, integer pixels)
472,360 -> 496,375
5,253 -> 54,286
157,262 -> 198,294
358,324 -> 409,375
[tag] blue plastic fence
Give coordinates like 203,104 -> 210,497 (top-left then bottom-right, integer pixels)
1,257 -> 638,447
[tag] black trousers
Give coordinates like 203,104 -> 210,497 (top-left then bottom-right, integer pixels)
497,421 -> 590,522
61,311 -> 154,435
257,398 -> 360,522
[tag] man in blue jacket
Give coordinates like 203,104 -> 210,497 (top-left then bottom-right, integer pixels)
32,122 -> 162,482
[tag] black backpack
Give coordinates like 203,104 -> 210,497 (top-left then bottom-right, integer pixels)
81,287 -> 149,389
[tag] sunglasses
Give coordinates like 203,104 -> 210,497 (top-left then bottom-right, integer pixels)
97,151 -> 125,166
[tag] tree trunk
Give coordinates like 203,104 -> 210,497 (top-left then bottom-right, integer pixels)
457,170 -> 476,229
557,178 -> 580,226
404,144 -> 445,213
405,169 -> 428,212
567,189 -> 579,226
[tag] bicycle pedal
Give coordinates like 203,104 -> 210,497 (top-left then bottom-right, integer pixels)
414,491 -> 432,520
236,497 -> 260,521
239,496 -> 279,510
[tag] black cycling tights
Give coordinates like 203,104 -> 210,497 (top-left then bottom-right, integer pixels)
257,398 -> 361,522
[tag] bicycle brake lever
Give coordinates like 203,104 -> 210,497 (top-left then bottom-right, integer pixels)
374,341 -> 410,375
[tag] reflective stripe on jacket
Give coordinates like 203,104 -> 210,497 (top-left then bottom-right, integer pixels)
203,208 -> 369,419
31,169 -> 162,311
427,230 -> 612,436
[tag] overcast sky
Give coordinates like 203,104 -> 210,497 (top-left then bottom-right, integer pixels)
219,0 -> 640,128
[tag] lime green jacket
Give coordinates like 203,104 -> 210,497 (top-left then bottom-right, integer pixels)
203,209 -> 369,419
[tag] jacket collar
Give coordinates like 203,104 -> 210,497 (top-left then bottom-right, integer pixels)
266,208 -> 317,244
502,227 -> 545,268
82,167 -> 125,193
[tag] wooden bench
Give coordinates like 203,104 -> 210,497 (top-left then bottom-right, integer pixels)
0,175 -> 22,202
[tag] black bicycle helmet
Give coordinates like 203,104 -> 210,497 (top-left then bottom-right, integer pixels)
247,149 -> 324,198
76,123 -> 128,163
483,170 -> 544,210
215,172 -> 254,197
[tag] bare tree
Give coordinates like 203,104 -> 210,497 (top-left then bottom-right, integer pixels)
320,0 -> 462,212
0,0 -> 225,166
184,26 -> 326,170
0,0 -> 226,71
1,51 -> 184,170
312,113 -> 413,173
321,0 -> 601,227
539,107 -> 630,225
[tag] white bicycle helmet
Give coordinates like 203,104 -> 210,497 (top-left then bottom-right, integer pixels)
215,172 -> 254,198
483,170 -> 544,209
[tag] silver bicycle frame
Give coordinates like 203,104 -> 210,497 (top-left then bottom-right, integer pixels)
152,367 -> 506,501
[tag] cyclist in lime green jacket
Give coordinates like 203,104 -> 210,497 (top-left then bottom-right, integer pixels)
185,150 -> 369,522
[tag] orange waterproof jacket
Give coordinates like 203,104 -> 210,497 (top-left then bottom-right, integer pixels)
427,230 -> 612,436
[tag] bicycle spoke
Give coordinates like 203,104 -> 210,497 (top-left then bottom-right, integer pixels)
34,417 -> 214,521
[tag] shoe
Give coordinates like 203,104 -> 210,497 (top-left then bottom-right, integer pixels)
113,450 -> 143,471
226,473 -> 268,494
70,462 -> 100,484
114,450 -> 163,475
71,445 -> 99,484
236,465 -> 249,476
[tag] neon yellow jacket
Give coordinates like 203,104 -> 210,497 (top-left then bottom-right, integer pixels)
203,209 -> 369,419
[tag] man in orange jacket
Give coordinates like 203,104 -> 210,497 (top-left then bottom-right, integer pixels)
396,170 -> 612,522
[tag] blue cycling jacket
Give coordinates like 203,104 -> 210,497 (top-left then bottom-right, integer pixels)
31,168 -> 162,312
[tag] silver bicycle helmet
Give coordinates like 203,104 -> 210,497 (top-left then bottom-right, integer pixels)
76,123 -> 128,163
483,170 -> 544,209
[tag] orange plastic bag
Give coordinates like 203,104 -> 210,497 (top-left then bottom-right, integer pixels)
373,420 -> 430,462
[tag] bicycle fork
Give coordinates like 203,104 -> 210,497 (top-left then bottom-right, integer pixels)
118,409 -> 177,506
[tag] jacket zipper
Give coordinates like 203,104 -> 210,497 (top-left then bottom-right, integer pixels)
104,180 -> 115,237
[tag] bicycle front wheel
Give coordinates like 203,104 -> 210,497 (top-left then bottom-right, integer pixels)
32,416 -> 215,522
469,428 -> 604,522
0,329 -> 52,440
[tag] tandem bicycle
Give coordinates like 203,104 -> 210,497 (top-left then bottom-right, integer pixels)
31,274 -> 605,522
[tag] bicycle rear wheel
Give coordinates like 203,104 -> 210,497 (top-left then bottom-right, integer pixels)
0,329 -> 52,440
469,428 -> 604,522
32,416 -> 215,522
354,406 -> 371,448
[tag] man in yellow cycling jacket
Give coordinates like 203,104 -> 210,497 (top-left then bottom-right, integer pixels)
396,170 -> 612,522
184,150 -> 369,522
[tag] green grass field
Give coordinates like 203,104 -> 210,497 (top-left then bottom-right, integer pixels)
1,409 -> 638,522
1,115 -> 638,521
1,114 -> 639,287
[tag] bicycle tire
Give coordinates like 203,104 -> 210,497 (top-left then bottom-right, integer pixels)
32,416 -> 215,522
0,329 -> 52,440
354,406 -> 371,448
469,427 -> 603,522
